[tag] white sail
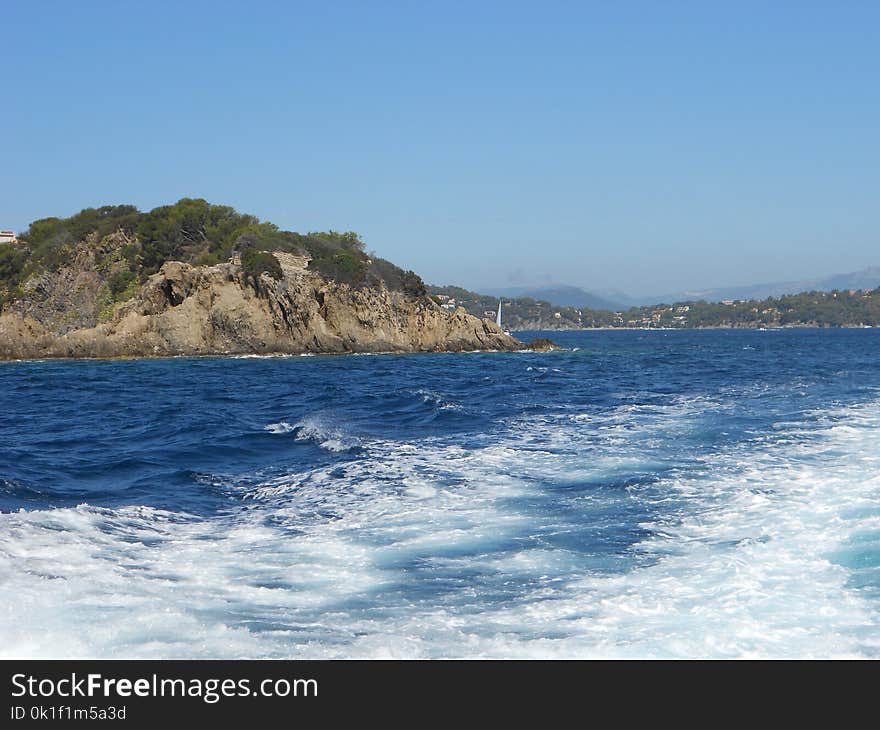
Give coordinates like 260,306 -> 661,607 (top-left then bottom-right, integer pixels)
496,301 -> 502,327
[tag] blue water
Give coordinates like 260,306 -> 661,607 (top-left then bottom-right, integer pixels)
2,329 -> 879,658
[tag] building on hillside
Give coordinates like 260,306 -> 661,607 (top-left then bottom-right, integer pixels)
0,230 -> 17,244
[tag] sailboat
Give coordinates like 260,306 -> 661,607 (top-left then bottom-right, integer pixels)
496,301 -> 511,336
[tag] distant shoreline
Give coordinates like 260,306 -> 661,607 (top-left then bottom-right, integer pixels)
511,323 -> 877,332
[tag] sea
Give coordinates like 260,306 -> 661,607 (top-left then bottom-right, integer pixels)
1,328 -> 879,658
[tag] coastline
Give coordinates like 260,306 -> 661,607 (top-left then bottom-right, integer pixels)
0,345 -> 529,365
510,323 -> 877,332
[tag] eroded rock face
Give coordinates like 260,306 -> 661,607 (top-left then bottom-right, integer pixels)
0,252 -> 520,359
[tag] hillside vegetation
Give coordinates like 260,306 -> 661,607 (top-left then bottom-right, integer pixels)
429,284 -> 880,329
0,199 -> 426,311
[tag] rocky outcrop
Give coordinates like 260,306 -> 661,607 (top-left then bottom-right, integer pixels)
524,338 -> 559,351
0,250 -> 520,359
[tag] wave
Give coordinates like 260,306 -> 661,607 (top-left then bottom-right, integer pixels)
264,415 -> 360,452
413,389 -> 464,412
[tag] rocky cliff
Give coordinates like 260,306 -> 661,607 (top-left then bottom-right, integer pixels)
0,239 -> 520,360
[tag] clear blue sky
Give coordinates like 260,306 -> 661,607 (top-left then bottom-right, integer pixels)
2,1 -> 877,296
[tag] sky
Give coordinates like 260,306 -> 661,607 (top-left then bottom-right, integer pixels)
1,1 -> 878,296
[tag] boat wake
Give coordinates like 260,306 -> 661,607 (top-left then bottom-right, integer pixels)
2,387 -> 878,658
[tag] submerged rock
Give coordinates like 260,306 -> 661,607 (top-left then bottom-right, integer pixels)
526,338 -> 559,351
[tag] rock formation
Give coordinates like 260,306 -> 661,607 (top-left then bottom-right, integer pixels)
0,245 -> 520,359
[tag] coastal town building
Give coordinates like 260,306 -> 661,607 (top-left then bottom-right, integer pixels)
0,230 -> 17,244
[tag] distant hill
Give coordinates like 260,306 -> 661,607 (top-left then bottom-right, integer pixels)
640,266 -> 880,305
427,284 -> 617,329
429,279 -> 880,331
486,285 -> 625,310
486,267 -> 880,309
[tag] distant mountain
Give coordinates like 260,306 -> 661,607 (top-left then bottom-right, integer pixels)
477,266 -> 880,313
813,266 -> 880,292
642,266 -> 880,306
588,287 -> 641,307
486,285 -> 625,311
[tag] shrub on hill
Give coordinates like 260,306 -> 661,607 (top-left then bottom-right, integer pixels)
241,249 -> 283,282
308,250 -> 367,287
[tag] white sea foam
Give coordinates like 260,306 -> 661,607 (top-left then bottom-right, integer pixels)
264,422 -> 296,434
230,354 -> 292,359
264,415 -> 359,452
413,389 -> 464,412
2,396 -> 879,658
